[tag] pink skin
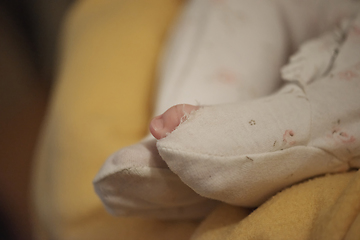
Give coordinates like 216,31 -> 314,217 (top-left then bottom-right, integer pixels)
150,104 -> 199,139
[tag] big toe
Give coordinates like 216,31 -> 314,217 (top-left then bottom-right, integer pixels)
150,104 -> 199,139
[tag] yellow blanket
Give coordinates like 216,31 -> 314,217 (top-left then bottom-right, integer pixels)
192,170 -> 360,240
32,0 -> 360,239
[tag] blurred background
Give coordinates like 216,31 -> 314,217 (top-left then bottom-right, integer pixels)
0,1 -> 73,239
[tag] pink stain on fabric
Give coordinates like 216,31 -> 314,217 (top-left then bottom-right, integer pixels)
334,131 -> 356,144
338,132 -> 356,144
283,130 -> 296,145
216,69 -> 238,85
329,126 -> 356,144
351,25 -> 360,36
337,70 -> 359,81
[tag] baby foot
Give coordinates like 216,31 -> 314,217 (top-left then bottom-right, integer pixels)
93,136 -> 218,219
150,104 -> 200,139
153,20 -> 360,207
156,82 -> 354,207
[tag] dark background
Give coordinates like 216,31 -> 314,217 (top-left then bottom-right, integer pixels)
0,1 -> 73,239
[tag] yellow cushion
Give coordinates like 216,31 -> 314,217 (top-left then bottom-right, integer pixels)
32,0 -> 199,239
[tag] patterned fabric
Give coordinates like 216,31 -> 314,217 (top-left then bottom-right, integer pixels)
94,0 -> 360,217
157,13 -> 360,206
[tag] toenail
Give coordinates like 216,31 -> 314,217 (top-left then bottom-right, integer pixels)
151,116 -> 164,131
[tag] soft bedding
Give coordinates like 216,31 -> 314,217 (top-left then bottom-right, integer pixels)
32,0 -> 360,239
